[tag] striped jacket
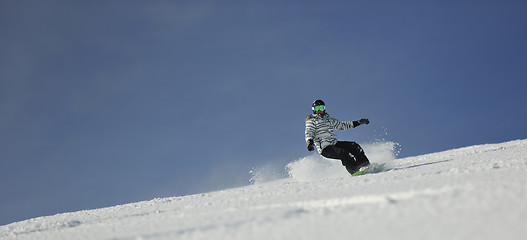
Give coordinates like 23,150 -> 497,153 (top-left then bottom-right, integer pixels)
305,113 -> 357,154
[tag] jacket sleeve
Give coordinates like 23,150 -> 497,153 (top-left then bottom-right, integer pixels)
327,117 -> 355,130
305,115 -> 315,143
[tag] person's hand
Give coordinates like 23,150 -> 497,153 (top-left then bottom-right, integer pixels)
358,118 -> 369,125
307,139 -> 315,151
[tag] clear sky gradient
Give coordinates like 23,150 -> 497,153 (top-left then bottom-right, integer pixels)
1,1 -> 526,225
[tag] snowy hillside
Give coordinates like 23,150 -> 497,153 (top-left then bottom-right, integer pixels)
1,139 -> 526,240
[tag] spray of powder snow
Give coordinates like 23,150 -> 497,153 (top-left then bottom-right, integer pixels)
249,141 -> 400,184
249,162 -> 287,184
286,141 -> 400,182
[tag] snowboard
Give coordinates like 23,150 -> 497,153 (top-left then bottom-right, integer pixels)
352,163 -> 388,176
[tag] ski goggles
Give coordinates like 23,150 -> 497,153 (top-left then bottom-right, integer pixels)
313,105 -> 326,112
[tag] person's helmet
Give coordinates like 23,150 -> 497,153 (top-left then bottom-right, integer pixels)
312,99 -> 326,113
312,99 -> 325,107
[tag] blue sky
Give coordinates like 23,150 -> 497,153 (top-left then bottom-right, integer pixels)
1,1 -> 526,225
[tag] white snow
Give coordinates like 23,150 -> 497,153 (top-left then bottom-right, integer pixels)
1,139 -> 526,240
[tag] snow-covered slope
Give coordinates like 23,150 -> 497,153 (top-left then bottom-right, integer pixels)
1,139 -> 526,240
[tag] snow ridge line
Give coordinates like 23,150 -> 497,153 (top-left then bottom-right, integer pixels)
113,186 -> 470,240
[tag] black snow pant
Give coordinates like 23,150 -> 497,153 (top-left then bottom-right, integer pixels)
321,141 -> 370,174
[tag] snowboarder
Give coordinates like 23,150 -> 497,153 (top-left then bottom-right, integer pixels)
305,99 -> 371,175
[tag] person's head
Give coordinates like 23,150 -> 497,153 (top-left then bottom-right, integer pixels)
312,99 -> 326,115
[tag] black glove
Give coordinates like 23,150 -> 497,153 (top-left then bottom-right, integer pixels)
353,118 -> 370,127
307,139 -> 315,151
358,118 -> 370,125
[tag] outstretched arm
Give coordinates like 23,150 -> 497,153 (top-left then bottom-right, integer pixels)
328,117 -> 369,130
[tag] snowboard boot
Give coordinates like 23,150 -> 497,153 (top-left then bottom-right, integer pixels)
345,165 -> 358,175
345,161 -> 371,175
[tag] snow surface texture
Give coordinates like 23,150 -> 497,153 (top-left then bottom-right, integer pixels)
1,139 -> 526,240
